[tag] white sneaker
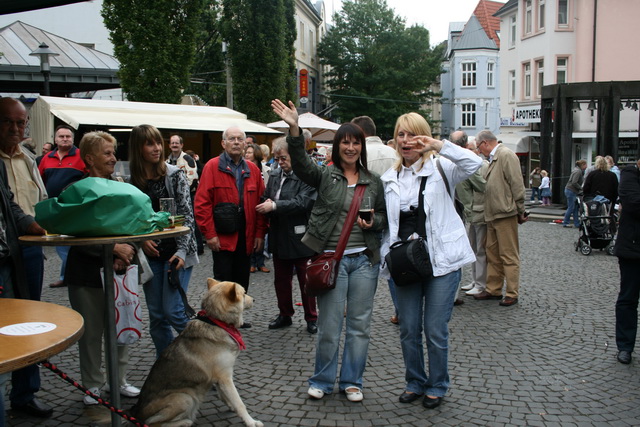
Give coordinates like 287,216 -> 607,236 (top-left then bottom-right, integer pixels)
465,287 -> 485,296
104,383 -> 141,397
461,283 -> 474,291
83,387 -> 100,406
345,387 -> 363,402
119,384 -> 140,397
307,386 -> 324,399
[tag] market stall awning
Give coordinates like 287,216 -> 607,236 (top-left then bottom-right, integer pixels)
29,96 -> 282,146
267,112 -> 340,141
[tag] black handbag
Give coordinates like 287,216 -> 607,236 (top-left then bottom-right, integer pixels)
213,202 -> 242,234
385,176 -> 433,286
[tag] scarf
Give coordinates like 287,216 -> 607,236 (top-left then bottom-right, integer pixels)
196,310 -> 246,350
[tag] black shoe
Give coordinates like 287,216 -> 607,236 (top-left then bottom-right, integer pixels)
307,321 -> 318,334
12,398 -> 53,418
422,396 -> 443,409
268,315 -> 292,329
617,350 -> 632,364
240,322 -> 252,329
399,391 -> 423,403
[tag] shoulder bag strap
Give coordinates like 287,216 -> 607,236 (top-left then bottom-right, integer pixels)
334,184 -> 367,258
417,177 -> 428,238
435,158 -> 453,200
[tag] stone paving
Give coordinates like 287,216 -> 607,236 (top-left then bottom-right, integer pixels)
4,220 -> 640,426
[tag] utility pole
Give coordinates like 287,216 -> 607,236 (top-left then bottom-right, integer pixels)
222,42 -> 233,109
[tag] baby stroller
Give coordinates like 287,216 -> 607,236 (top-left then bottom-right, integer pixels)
574,195 -> 617,256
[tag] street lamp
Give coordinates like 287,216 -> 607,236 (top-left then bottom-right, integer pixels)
29,42 -> 59,96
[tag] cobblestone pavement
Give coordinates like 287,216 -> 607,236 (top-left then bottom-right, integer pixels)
4,220 -> 640,426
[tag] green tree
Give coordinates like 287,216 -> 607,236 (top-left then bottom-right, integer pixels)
102,0 -> 206,103
318,0 -> 442,136
186,1 -> 227,106
222,0 -> 296,122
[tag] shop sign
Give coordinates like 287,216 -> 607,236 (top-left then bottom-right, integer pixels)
512,105 -> 541,123
500,117 -> 527,127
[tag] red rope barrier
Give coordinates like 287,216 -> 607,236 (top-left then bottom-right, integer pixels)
41,361 -> 148,427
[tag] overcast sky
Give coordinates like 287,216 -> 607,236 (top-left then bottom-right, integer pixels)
325,0 -> 496,47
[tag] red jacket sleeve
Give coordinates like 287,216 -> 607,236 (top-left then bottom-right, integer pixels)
194,159 -> 217,240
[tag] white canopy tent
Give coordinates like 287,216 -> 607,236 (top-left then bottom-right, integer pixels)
29,96 -> 282,149
495,133 -> 539,155
267,112 -> 340,141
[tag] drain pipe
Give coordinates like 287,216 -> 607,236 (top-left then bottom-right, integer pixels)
592,0 -> 597,82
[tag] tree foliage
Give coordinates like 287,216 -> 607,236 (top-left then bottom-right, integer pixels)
318,0 -> 442,137
102,0 -> 206,103
185,1 -> 227,106
221,0 -> 296,122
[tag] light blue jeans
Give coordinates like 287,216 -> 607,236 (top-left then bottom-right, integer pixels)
395,269 -> 460,398
144,259 -> 193,357
563,189 -> 580,227
308,254 -> 379,393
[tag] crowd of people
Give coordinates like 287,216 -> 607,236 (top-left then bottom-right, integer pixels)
0,94 -> 637,426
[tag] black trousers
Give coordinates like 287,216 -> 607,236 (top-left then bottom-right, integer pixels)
212,228 -> 250,292
616,258 -> 640,352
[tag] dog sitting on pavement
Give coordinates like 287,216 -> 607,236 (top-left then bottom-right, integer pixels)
131,278 -> 263,427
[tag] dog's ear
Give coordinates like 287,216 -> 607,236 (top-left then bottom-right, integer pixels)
207,278 -> 220,290
225,283 -> 242,302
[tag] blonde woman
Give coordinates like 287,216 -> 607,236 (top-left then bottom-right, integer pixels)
380,113 -> 481,409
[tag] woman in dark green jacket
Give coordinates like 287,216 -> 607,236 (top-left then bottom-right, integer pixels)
272,99 -> 387,403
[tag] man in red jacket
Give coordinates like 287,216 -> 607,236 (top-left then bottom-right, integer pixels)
195,126 -> 267,327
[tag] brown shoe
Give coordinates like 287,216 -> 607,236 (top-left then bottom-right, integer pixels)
249,267 -> 257,273
453,298 -> 464,306
49,280 -> 66,288
499,297 -> 518,306
390,315 -> 399,325
258,266 -> 270,273
473,291 -> 501,300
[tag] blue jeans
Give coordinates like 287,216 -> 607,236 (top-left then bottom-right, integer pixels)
250,251 -> 266,268
309,254 -> 379,393
388,278 -> 398,317
56,245 -> 70,281
144,259 -> 193,357
563,189 -> 579,227
395,269 -> 460,398
10,246 -> 44,406
530,187 -> 540,201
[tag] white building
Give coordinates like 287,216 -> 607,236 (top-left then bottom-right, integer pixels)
495,0 -> 640,176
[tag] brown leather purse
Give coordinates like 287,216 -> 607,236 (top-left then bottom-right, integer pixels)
305,185 -> 366,297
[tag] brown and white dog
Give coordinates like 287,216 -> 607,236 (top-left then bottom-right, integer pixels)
131,278 -> 262,427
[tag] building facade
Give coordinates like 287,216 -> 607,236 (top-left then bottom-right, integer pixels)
495,0 -> 640,184
441,1 -> 503,139
293,0 -> 327,114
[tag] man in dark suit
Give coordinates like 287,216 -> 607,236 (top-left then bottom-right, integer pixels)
614,160 -> 640,364
0,159 -> 46,424
0,97 -> 50,419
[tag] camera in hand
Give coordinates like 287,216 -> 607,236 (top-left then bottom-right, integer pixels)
359,209 -> 372,222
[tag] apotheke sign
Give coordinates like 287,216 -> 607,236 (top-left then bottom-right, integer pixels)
512,105 -> 541,123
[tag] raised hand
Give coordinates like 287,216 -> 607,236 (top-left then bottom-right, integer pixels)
407,135 -> 443,154
271,99 -> 299,135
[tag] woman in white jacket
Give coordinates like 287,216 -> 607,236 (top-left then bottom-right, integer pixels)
380,113 -> 481,410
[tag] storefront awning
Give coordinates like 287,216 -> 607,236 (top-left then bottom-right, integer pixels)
29,96 -> 282,146
495,133 -> 539,155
